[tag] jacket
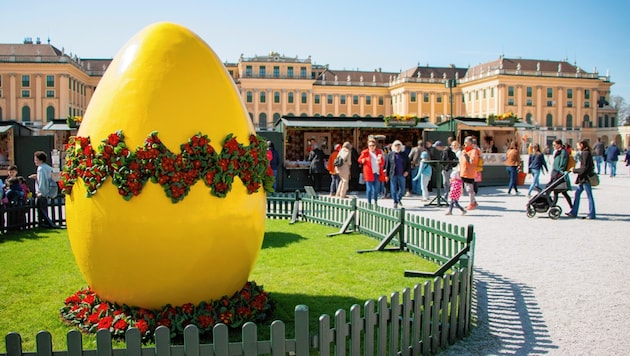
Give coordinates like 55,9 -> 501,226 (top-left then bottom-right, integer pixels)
327,149 -> 340,175
528,153 -> 548,172
307,148 -> 327,174
505,148 -> 521,167
384,150 -> 410,180
459,147 -> 479,180
573,149 -> 594,185
552,148 -> 569,173
605,144 -> 620,162
358,148 -> 386,183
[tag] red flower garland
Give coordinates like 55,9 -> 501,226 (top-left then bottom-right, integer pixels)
60,131 -> 274,202
60,281 -> 274,341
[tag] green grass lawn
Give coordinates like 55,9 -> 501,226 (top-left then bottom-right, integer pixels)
0,220 -> 437,352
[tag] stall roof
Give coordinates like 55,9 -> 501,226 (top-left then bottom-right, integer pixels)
275,116 -> 438,129
439,117 -> 536,129
42,120 -> 76,131
0,126 -> 12,134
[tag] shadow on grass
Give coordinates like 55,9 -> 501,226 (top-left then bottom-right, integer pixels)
261,231 -> 305,248
0,228 -> 65,243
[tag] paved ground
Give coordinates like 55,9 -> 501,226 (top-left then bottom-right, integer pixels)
345,162 -> 630,355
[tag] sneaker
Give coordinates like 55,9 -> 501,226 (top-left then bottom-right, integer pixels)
398,201 -> 403,207
445,211 -> 452,215
467,202 -> 478,210
565,213 -> 577,218
393,203 -> 398,209
461,209 -> 467,215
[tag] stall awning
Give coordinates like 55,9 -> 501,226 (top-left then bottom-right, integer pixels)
42,121 -> 75,131
0,126 -> 12,134
276,118 -> 438,129
446,119 -> 536,130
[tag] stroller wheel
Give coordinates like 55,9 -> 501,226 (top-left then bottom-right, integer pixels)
526,205 -> 536,218
549,206 -> 562,220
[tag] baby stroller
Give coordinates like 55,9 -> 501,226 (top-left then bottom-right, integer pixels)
525,172 -> 570,220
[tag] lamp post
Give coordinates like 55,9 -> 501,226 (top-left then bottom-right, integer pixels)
445,79 -> 457,134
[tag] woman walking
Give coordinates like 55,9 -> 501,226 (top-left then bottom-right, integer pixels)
505,141 -> 521,194
566,139 -> 596,219
527,144 -> 548,197
357,138 -> 385,206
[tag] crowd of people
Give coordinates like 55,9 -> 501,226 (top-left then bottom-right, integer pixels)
296,135 -> 629,220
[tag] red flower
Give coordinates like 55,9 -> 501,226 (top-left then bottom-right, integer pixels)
107,133 -> 121,146
134,319 -> 149,334
113,319 -> 128,331
198,315 -> 215,328
182,303 -> 194,314
97,315 -> 114,330
224,137 -> 239,154
87,313 -> 100,325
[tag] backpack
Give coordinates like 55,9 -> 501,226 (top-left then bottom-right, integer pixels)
444,149 -> 458,170
566,152 -> 576,171
333,154 -> 345,167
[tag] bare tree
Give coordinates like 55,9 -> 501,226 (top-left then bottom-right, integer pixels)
610,95 -> 629,126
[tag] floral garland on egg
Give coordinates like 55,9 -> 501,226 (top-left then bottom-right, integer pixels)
59,131 -> 275,202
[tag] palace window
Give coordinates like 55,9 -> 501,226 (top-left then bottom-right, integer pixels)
273,66 -> 279,78
46,90 -> 55,98
327,95 -> 333,104
22,75 -> 30,87
547,88 -> 553,98
274,91 -> 280,103
546,114 -> 553,127
379,96 -> 384,105
508,98 -> 515,106
246,91 -> 253,103
567,88 -> 573,99
259,66 -> 266,77
245,66 -> 252,77
526,87 -> 532,97
366,95 -> 372,105
353,95 -> 359,105
508,86 -> 514,96
340,95 -> 346,105
22,90 -> 30,98
410,92 -> 416,102
46,75 -> 55,87
260,91 -> 266,103
314,95 -> 320,104
46,106 -> 55,121
566,114 -> 573,128
300,67 -> 307,78
287,67 -> 294,78
288,92 -> 294,104
301,92 -> 307,104
423,93 -> 429,103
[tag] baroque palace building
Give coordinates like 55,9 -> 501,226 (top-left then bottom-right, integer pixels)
0,39 -> 627,150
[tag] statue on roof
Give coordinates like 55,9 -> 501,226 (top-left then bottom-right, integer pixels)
537,62 -> 540,71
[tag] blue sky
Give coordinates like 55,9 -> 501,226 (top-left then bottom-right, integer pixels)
3,0 -> 629,100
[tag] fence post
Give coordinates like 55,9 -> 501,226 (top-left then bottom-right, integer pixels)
398,207 -> 405,251
294,304 -> 310,356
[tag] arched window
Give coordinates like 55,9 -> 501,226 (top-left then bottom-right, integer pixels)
273,113 -> 281,122
314,113 -> 321,117
339,114 -> 346,118
327,113 -> 334,117
352,114 -> 360,118
259,112 -> 267,130
526,113 -> 533,124
566,114 -> 573,128
22,106 -> 31,122
300,113 -> 308,117
46,106 -> 55,121
545,113 -> 553,127
604,114 -> 609,127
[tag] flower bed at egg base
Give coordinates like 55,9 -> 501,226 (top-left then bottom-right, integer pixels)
60,281 -> 274,342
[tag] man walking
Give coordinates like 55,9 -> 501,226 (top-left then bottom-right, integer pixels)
592,138 -> 605,174
385,140 -> 411,209
605,141 -> 621,177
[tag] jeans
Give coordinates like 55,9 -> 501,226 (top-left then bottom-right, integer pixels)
569,181 -> 596,218
389,175 -> 406,204
608,161 -> 617,177
506,166 -> 519,193
330,174 -> 340,195
594,156 -> 603,174
442,168 -> 452,198
272,169 -> 278,191
527,168 -> 542,195
365,174 -> 380,204
410,166 -> 420,194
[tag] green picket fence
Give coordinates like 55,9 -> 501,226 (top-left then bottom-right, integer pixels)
2,193 -> 475,355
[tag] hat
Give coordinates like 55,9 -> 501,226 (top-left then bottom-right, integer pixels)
334,144 -> 341,151
433,141 -> 444,148
421,151 -> 429,159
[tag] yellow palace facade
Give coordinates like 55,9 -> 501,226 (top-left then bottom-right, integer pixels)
0,40 -> 626,150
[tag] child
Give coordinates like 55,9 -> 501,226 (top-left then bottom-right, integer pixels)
5,177 -> 24,206
445,169 -> 466,215
412,151 -> 432,201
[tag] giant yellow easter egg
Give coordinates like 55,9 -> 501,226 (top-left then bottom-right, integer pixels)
63,22 -> 268,309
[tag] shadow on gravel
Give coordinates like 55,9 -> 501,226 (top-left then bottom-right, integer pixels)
438,268 -> 559,355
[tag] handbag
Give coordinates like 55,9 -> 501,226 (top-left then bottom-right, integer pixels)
587,172 -> 599,187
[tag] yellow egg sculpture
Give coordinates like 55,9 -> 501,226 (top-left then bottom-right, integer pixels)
63,22 -> 268,309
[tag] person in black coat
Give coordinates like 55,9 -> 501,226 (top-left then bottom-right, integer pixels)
307,144 -> 327,191
566,139 -> 596,219
384,140 -> 411,208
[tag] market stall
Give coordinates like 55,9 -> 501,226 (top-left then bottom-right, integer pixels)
436,117 -> 535,186
274,116 -> 437,192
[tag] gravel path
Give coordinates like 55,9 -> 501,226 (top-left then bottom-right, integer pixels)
352,163 -> 630,355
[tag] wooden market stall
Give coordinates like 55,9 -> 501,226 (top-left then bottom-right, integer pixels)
435,117 -> 535,186
274,116 -> 437,192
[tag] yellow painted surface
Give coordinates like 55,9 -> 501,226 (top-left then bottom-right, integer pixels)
66,22 -> 265,309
